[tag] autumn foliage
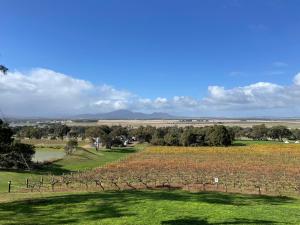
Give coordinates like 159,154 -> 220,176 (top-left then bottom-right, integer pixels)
27,144 -> 300,196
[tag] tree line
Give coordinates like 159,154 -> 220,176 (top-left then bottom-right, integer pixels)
14,124 -> 234,147
230,124 -> 299,141
12,123 -> 300,150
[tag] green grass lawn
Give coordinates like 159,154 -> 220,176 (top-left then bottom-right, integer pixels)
0,144 -> 146,193
41,145 -> 144,173
0,190 -> 299,225
233,140 -> 284,145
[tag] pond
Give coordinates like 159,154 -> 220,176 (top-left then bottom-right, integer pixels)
33,149 -> 66,162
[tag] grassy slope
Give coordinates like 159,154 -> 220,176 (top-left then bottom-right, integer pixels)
0,190 -> 299,225
233,140 -> 284,145
0,144 -> 145,193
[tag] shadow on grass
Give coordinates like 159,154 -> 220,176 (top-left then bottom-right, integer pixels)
161,217 -> 284,225
231,143 -> 247,146
0,190 -> 297,225
0,163 -> 71,176
191,191 -> 294,206
33,162 -> 71,175
102,147 -> 137,153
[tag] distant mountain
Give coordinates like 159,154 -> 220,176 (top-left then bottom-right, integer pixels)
74,110 -> 176,120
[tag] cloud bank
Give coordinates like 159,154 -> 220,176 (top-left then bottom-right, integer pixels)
1,68 -> 300,117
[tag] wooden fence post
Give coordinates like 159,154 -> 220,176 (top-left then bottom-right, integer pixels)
26,178 -> 29,188
8,181 -> 11,193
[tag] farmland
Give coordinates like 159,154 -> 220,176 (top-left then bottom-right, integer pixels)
65,119 -> 300,129
1,141 -> 300,224
0,144 -> 145,193
21,144 -> 300,197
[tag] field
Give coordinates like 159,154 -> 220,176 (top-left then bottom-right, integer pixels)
0,144 -> 145,193
1,141 -> 300,224
30,144 -> 300,197
0,190 -> 300,225
66,119 -> 300,128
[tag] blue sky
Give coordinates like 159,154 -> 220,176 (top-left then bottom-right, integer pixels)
1,0 -> 300,117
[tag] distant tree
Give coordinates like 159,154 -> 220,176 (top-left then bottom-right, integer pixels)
18,126 -> 43,139
85,126 -> 103,138
53,124 -> 70,139
206,125 -> 232,146
179,127 -> 205,146
110,126 -> 128,138
68,127 -> 85,138
132,126 -> 155,143
268,126 -> 292,141
291,129 -> 300,140
64,139 -> 78,155
86,126 -> 128,149
164,127 -> 180,146
98,125 -> 113,149
227,126 -> 243,140
180,128 -> 193,146
240,127 -> 253,139
151,128 -> 166,145
110,126 -> 128,147
251,124 -> 269,140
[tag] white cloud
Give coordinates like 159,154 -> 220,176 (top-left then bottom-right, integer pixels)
0,68 -> 132,117
1,68 -> 300,117
293,73 -> 300,86
203,77 -> 300,113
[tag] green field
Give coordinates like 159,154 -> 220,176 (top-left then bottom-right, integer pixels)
0,144 -> 145,193
233,140 -> 284,145
0,190 -> 299,224
1,141 -> 300,224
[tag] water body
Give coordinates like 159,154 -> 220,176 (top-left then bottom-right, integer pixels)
33,150 -> 66,162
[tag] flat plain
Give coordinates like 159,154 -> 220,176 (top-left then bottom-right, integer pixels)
66,119 -> 300,129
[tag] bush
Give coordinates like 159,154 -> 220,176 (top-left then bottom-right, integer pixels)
64,139 -> 78,155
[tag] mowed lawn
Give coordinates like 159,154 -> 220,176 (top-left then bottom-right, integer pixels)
0,144 -> 145,193
0,190 -> 299,225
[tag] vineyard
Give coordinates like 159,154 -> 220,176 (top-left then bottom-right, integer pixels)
21,144 -> 300,196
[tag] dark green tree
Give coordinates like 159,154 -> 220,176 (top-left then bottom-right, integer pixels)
268,126 -> 292,141
131,126 -> 155,143
291,129 -> 300,140
180,127 -> 197,146
151,128 -> 166,145
206,125 -> 232,146
53,124 -> 70,139
164,127 -> 180,146
251,124 -> 269,140
0,120 -> 35,170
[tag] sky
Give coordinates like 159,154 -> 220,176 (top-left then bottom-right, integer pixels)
1,0 -> 300,117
